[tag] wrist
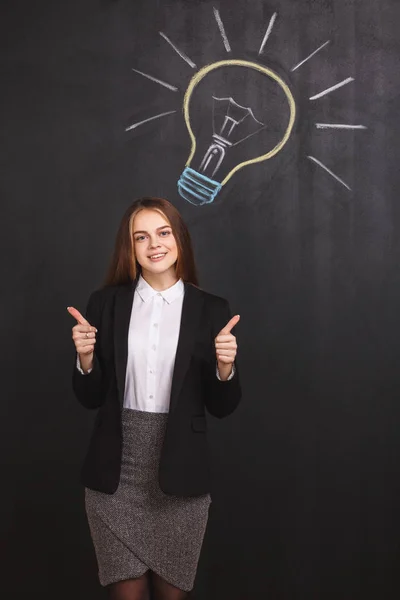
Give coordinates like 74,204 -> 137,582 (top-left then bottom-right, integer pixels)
78,352 -> 94,374
217,361 -> 233,381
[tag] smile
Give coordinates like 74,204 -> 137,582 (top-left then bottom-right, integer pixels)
149,253 -> 167,261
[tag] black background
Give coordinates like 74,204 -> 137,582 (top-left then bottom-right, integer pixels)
1,0 -> 400,598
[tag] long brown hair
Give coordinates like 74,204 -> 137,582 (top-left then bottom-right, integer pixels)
103,197 -> 199,287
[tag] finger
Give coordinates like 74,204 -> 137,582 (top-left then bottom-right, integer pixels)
215,340 -> 237,348
75,334 -> 97,344
216,350 -> 236,358
216,348 -> 236,355
215,334 -> 235,343
72,324 -> 97,334
67,306 -> 90,326
217,355 -> 234,364
75,338 -> 97,349
73,330 -> 96,339
75,344 -> 96,355
75,332 -> 96,342
219,314 -> 240,335
77,345 -> 95,355
72,325 -> 97,335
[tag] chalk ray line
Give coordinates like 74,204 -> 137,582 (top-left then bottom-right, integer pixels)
291,40 -> 330,72
159,32 -> 197,69
307,155 -> 351,191
316,123 -> 367,130
258,12 -> 278,55
125,110 -> 177,132
213,7 -> 231,52
310,77 -> 354,101
131,69 -> 178,92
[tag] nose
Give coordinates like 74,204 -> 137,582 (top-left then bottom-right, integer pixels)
148,236 -> 161,248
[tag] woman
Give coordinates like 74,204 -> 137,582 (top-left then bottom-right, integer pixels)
67,197 -> 242,600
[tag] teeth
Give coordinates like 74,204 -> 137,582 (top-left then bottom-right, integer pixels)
150,254 -> 165,259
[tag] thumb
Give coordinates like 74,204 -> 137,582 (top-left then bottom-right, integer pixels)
219,314 -> 240,335
67,306 -> 89,326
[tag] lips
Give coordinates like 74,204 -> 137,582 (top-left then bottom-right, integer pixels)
149,252 -> 167,261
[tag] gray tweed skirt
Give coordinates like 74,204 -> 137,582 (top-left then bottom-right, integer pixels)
85,408 -> 211,591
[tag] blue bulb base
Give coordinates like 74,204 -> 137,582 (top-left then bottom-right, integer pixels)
178,167 -> 222,205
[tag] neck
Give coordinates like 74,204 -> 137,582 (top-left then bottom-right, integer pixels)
140,268 -> 179,291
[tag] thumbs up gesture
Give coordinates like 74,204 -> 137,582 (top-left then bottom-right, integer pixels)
215,315 -> 240,380
67,306 -> 98,373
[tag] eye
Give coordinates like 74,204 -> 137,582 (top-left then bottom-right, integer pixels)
135,235 -> 146,242
160,230 -> 171,237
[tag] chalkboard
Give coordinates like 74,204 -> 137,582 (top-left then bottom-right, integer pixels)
1,0 -> 400,598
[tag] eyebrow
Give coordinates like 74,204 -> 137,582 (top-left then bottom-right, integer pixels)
133,225 -> 171,235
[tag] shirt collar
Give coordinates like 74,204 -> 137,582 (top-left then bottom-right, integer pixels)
135,274 -> 184,305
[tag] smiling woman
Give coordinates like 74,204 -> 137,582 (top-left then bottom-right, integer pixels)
67,197 -> 242,600
132,211 -> 179,283
103,197 -> 199,289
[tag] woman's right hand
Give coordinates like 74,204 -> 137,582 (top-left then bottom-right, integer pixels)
67,306 -> 98,372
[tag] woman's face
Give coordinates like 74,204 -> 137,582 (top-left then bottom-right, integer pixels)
132,209 -> 178,277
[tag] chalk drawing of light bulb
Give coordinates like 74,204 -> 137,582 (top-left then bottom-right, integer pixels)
177,60 -> 296,205
198,96 -> 265,178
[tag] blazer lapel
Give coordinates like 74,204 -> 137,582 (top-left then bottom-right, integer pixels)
114,280 -> 137,407
169,283 -> 204,413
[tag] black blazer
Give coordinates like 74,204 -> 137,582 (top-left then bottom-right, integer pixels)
72,279 -> 242,497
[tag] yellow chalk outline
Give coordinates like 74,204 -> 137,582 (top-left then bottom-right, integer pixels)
183,59 -> 296,186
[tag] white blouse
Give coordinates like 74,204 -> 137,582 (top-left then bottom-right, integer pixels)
123,275 -> 184,413
76,275 -> 234,412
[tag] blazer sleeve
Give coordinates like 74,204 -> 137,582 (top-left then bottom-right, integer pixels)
72,290 -> 106,410
203,298 -> 242,419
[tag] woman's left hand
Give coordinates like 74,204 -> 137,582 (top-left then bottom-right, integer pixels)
215,315 -> 240,378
